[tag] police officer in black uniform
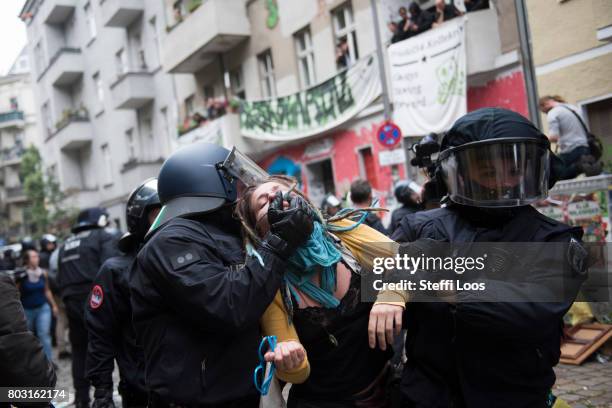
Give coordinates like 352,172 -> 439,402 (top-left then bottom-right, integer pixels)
39,234 -> 58,270
59,208 -> 120,408
85,179 -> 161,408
391,108 -> 585,408
129,143 -> 314,407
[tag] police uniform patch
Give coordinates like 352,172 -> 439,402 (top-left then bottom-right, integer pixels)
90,285 -> 104,309
171,248 -> 201,270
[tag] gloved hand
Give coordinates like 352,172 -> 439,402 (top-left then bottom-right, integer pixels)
265,192 -> 314,256
92,388 -> 115,408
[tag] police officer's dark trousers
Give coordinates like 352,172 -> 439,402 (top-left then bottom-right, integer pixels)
65,293 -> 91,403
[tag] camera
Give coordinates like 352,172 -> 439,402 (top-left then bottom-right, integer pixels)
409,133 -> 441,178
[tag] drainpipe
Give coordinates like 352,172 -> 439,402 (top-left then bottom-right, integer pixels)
515,0 -> 541,128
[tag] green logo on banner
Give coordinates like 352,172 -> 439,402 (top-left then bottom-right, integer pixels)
266,0 -> 279,29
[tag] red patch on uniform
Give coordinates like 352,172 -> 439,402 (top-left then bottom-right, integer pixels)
90,285 -> 104,309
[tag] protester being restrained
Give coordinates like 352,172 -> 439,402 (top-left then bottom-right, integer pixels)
236,175 -> 402,407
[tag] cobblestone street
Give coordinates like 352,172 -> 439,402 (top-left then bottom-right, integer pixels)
553,360 -> 612,408
50,346 -> 612,407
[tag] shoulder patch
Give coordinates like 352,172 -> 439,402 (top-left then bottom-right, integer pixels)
170,249 -> 202,270
90,285 -> 104,309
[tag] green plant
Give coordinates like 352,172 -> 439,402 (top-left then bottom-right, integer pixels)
19,146 -> 73,237
187,0 -> 203,13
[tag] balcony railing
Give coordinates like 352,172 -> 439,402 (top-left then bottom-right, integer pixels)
0,111 -> 24,124
101,0 -> 145,28
37,47 -> 83,86
161,0 -> 250,73
0,146 -> 25,163
6,186 -> 25,199
53,108 -> 89,135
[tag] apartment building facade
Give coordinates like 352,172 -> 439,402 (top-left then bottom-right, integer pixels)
21,0 -> 180,230
0,49 -> 42,242
162,0 -> 530,209
527,0 -> 612,168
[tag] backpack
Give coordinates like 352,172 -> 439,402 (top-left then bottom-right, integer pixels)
562,106 -> 604,160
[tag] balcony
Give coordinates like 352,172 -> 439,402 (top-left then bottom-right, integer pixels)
0,146 -> 25,167
39,48 -> 84,87
101,0 -> 144,28
39,0 -> 76,25
465,8 -> 503,76
109,72 -> 155,110
162,0 -> 250,73
51,112 -> 93,151
0,111 -> 25,129
5,186 -> 26,203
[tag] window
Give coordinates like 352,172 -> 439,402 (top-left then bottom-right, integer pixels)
47,164 -> 58,182
161,107 -> 171,139
9,97 -> 18,111
34,41 -> 45,75
203,85 -> 215,101
332,3 -> 358,69
149,17 -> 161,67
258,50 -> 276,98
230,68 -> 245,99
130,34 -> 146,70
173,0 -> 187,24
84,2 -> 97,40
115,48 -> 128,77
126,129 -> 136,159
184,95 -> 195,117
101,144 -> 112,185
93,72 -> 104,112
41,102 -> 52,135
294,27 -> 316,88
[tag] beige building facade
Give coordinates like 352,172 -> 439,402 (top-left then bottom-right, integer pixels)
527,0 -> 612,166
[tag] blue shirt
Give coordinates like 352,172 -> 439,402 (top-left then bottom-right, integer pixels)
20,274 -> 47,309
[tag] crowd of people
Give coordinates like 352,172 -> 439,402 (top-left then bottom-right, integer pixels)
387,0 -> 489,44
180,98 -> 232,135
0,107 -> 591,408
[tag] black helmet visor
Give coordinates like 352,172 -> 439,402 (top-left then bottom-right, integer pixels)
439,138 -> 550,207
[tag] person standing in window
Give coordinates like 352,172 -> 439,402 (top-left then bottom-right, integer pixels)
432,0 -> 463,28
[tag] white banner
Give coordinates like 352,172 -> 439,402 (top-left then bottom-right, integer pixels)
240,55 -> 381,142
388,17 -> 467,136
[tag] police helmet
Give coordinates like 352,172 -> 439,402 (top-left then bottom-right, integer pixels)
72,207 -> 110,233
40,234 -> 57,251
151,143 -> 268,233
394,180 -> 421,206
438,108 -> 562,208
20,237 -> 36,251
119,178 -> 160,252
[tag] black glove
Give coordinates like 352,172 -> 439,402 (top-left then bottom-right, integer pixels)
92,388 -> 115,408
264,192 -> 314,256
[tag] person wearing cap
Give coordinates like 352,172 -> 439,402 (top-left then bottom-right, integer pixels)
390,181 -> 422,235
58,208 -> 121,408
371,108 -> 585,407
85,179 -> 161,408
128,143 -> 315,407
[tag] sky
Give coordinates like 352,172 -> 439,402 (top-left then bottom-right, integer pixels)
0,0 -> 27,75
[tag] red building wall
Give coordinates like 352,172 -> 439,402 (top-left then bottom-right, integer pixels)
259,68 -> 529,208
467,69 -> 529,118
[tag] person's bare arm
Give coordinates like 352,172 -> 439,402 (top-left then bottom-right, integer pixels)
43,271 -> 58,316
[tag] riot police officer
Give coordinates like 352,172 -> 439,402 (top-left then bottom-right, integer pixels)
129,143 -> 314,407
85,179 -> 161,408
39,234 -> 58,270
388,108 -> 585,408
58,208 -> 120,408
